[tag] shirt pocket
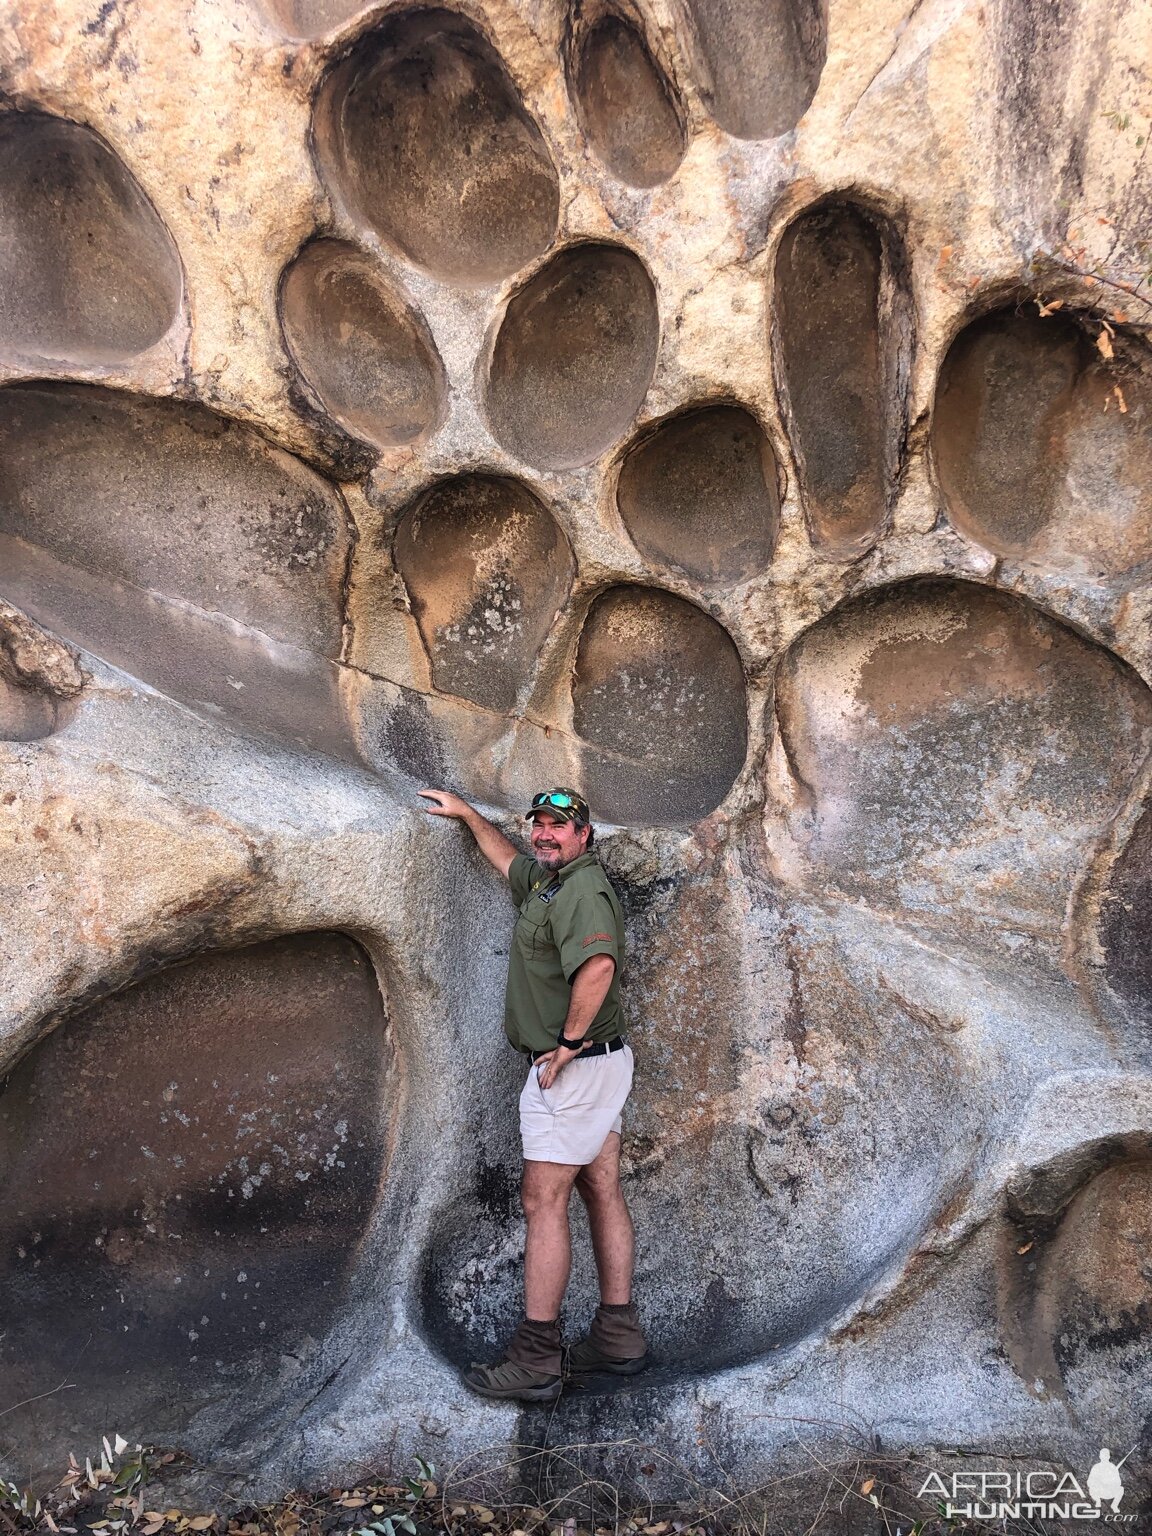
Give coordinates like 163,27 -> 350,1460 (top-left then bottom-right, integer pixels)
515,900 -> 548,958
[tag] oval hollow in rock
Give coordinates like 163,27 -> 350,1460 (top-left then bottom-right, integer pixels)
280,238 -> 446,449
933,308 -> 1152,577
567,7 -> 686,188
393,475 -> 574,712
774,198 -> 899,553
1099,800 -> 1152,1028
487,243 -> 659,470
771,578 -> 1152,938
573,585 -> 747,824
683,0 -> 826,139
0,383 -> 350,658
313,9 -> 559,285
0,933 -> 389,1467
0,111 -> 181,365
617,403 -> 780,582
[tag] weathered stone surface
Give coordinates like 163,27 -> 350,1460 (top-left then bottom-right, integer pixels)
2,0 -> 1152,1518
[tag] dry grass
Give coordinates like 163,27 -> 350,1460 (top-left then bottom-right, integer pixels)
2,1429 -> 1144,1536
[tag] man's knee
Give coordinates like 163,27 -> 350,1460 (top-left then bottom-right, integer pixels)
576,1156 -> 621,1205
521,1162 -> 577,1218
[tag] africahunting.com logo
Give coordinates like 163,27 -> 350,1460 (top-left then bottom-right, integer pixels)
918,1448 -> 1139,1521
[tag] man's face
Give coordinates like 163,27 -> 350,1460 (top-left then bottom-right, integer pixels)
530,810 -> 589,870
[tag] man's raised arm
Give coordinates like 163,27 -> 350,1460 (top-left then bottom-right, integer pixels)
418,789 -> 520,879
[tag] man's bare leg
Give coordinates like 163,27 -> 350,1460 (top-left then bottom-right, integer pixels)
522,1158 -> 582,1319
574,1132 -> 634,1303
566,1132 -> 646,1372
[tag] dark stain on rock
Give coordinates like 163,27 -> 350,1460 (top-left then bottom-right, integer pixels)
373,686 -> 447,785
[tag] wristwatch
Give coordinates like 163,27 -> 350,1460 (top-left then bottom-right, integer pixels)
558,1031 -> 587,1051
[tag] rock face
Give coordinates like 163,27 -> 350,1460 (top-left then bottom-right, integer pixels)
2,0 -> 1152,1520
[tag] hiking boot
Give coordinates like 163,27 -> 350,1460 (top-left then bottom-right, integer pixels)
462,1357 -> 562,1401
566,1302 -> 648,1376
462,1317 -> 563,1402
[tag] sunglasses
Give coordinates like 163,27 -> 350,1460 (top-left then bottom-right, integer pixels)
530,790 -> 589,817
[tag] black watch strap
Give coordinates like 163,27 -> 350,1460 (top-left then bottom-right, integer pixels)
558,1032 -> 587,1051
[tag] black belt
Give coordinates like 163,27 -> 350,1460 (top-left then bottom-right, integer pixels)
529,1036 -> 626,1064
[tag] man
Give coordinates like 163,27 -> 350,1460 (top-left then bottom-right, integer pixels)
418,785 -> 647,1402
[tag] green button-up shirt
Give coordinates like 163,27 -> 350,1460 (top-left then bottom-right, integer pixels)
503,851 -> 625,1054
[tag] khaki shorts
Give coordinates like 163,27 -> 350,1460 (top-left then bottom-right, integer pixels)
519,1044 -> 634,1165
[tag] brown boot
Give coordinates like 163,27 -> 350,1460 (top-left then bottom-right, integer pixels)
566,1302 -> 648,1376
463,1318 -> 563,1402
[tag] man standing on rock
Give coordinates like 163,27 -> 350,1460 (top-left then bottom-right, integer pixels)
419,785 -> 647,1402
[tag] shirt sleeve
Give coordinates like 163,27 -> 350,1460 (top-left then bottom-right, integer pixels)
550,880 -> 620,982
508,852 -> 535,905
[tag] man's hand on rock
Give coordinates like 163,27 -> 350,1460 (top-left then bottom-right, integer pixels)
418,789 -> 519,879
418,788 -> 473,819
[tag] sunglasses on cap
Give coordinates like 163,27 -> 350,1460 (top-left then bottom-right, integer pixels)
525,789 -> 590,824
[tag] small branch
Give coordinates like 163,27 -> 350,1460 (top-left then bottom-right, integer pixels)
0,1378 -> 75,1420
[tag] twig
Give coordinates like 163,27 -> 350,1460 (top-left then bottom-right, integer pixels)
0,1379 -> 75,1420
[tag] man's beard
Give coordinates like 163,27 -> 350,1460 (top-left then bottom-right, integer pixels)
534,839 -> 569,868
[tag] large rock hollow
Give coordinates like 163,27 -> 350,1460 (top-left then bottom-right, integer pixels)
769,578 -> 1152,946
572,585 -> 748,824
392,474 -> 575,712
616,403 -> 780,583
565,4 -> 687,188
279,237 -> 447,450
933,306 -> 1152,577
0,111 -> 182,366
0,382 -> 354,754
0,933 -> 391,1469
773,198 -> 906,553
486,242 -> 660,470
312,8 -> 560,285
1000,1152 -> 1152,1396
681,0 -> 826,140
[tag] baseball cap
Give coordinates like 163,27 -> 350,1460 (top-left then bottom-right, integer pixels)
525,787 -> 591,826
